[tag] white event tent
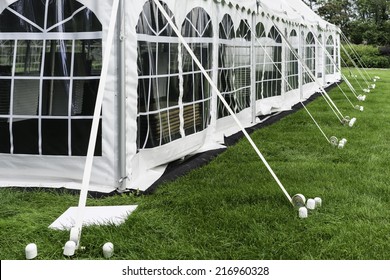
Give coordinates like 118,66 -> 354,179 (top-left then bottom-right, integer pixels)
0,0 -> 341,193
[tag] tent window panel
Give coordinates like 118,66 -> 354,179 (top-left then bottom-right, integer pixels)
182,43 -> 212,73
255,46 -> 265,100
13,79 -> 39,115
138,77 -> 153,113
0,118 -> 10,153
136,0 -> 177,37
326,46 -> 334,74
137,41 -> 180,110
156,109 -> 182,146
12,118 -> 39,154
217,15 -> 235,119
156,43 -> 179,75
0,0 -> 102,157
217,92 -> 235,118
181,47 -> 211,133
326,36 -> 335,74
136,43 -> 181,146
73,40 -> 102,77
138,75 -> 180,113
72,79 -> 99,116
43,40 -> 72,77
217,44 -> 235,118
47,3 -> 102,33
261,49 -> 282,98
303,33 -> 316,85
286,50 -> 299,91
42,119 -> 68,155
181,7 -> 212,136
15,40 -> 43,76
182,8 -> 213,39
254,23 -> 267,100
137,114 -> 152,149
268,26 -> 282,97
42,80 -> 69,116
8,0 -> 46,30
137,109 -> 181,149
304,46 -> 315,84
0,3 -> 43,32
138,41 -> 179,76
182,72 -> 210,103
0,78 -> 11,115
137,41 -> 154,75
234,65 -> 251,109
219,15 -> 235,40
0,40 -> 15,73
182,103 -> 204,135
71,119 -> 101,156
232,20 -> 252,112
335,40 -> 340,69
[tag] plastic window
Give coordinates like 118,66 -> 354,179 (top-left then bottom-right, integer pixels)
285,30 -> 299,91
0,0 -> 102,156
259,26 -> 282,99
303,32 -> 316,85
229,20 -> 251,112
326,36 -> 335,74
254,22 -> 266,100
181,7 -> 212,136
217,14 -> 235,118
136,0 -> 181,150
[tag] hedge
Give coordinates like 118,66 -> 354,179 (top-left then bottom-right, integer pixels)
341,44 -> 390,69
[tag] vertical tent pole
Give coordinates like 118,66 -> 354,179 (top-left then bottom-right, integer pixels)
153,0 -> 293,204
118,0 -> 127,190
71,0 -> 120,247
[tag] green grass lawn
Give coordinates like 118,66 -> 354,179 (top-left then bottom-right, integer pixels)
1,69 -> 390,260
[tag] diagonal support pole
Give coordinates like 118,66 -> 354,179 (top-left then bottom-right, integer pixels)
70,0 -> 120,248
153,0 -> 293,204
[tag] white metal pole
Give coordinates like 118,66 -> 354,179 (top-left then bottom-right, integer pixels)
118,0 -> 127,190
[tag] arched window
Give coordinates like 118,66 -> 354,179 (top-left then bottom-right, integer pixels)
0,0 -> 102,156
286,29 -> 299,91
304,32 -> 316,84
181,7 -> 212,135
326,35 -> 335,74
232,19 -> 251,112
136,0 -> 180,149
254,22 -> 266,100
262,26 -> 282,98
217,14 -> 235,118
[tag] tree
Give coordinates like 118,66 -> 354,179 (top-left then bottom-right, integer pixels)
302,0 -> 318,9
314,0 -> 390,45
317,0 -> 354,30
355,0 -> 389,23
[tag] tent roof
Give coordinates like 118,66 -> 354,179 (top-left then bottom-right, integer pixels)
213,0 -> 337,30
214,0 -> 258,12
